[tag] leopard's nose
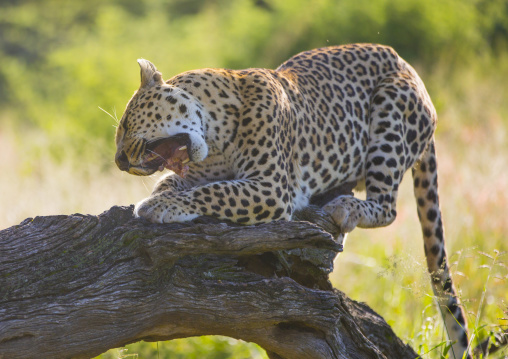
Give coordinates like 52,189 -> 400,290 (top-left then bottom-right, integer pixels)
115,150 -> 130,172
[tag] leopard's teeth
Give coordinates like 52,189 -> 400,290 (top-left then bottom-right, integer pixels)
178,145 -> 187,151
182,159 -> 190,164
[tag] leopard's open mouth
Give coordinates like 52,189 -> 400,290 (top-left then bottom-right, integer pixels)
141,133 -> 191,178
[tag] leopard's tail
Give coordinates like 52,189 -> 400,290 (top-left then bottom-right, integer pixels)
412,139 -> 470,359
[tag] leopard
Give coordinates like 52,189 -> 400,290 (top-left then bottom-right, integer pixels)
114,44 -> 470,358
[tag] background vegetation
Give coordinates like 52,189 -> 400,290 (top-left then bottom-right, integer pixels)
0,0 -> 507,358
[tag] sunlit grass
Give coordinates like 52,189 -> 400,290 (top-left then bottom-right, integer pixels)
0,126 -> 151,226
97,337 -> 267,359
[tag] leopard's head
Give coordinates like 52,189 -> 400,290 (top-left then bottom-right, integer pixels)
115,59 -> 208,176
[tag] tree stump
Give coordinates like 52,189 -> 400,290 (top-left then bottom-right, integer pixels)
0,203 -> 417,359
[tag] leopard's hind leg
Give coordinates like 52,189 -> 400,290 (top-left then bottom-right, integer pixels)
323,74 -> 415,232
323,72 -> 470,357
413,141 -> 470,359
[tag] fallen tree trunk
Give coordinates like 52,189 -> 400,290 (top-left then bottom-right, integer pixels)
0,204 -> 417,359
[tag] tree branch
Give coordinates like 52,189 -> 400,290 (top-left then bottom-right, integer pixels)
0,203 -> 416,359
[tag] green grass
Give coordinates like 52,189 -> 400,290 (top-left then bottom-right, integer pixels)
98,337 -> 267,359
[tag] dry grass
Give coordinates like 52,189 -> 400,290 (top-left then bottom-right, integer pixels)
0,129 -> 150,229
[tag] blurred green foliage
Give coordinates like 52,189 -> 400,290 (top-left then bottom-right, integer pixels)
1,0 -> 507,166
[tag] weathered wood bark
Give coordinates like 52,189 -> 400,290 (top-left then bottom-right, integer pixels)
0,204 -> 417,359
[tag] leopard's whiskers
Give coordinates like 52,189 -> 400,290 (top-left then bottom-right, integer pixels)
98,106 -> 120,124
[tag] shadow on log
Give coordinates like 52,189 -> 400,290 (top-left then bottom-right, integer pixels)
0,203 -> 417,359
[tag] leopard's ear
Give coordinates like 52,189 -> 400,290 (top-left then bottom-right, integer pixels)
137,59 -> 164,89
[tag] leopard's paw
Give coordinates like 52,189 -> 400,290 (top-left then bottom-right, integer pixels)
134,195 -> 165,223
134,194 -> 198,223
322,196 -> 360,233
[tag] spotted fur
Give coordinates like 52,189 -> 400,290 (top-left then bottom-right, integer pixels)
115,44 -> 469,357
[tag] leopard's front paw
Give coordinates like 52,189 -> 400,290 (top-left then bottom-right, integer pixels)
134,194 -> 198,223
134,195 -> 165,223
322,196 -> 361,233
